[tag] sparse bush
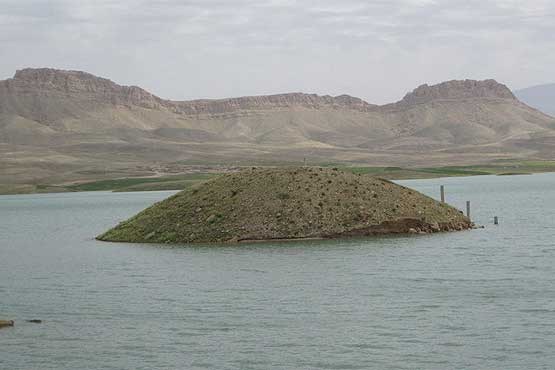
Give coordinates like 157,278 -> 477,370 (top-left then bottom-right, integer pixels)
277,192 -> 290,200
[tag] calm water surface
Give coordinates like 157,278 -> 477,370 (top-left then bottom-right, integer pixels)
1,174 -> 555,369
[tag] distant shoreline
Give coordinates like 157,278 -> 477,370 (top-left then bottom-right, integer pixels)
2,160 -> 554,196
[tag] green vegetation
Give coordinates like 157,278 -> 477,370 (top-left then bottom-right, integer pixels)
319,165 -> 485,179
112,179 -> 211,192
3,160 -> 555,195
0,184 -> 73,195
497,172 -> 531,176
97,167 -> 471,244
0,173 -> 215,195
67,174 -> 214,192
333,160 -> 555,179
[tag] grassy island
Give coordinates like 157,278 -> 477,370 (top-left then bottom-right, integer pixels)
97,167 -> 472,244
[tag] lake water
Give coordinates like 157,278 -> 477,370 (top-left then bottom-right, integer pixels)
1,173 -> 555,369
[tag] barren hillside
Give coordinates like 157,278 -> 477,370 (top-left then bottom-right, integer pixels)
1,68 -> 554,188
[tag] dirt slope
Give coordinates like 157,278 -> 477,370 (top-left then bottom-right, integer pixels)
97,167 -> 472,244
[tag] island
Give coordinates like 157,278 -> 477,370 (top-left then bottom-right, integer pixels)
97,167 -> 472,244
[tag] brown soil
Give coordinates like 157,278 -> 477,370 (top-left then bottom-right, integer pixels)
97,167 -> 472,244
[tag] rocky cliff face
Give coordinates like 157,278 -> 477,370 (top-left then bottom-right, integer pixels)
2,68 -> 377,115
1,69 -> 518,115
3,68 -> 163,109
394,79 -> 516,107
169,93 -> 378,115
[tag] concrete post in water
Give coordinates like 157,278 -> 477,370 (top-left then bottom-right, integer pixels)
494,216 -> 499,225
466,201 -> 471,219
440,185 -> 445,203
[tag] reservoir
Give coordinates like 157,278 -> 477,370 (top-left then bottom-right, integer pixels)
1,173 -> 555,369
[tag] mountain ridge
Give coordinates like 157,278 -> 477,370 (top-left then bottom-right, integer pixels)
5,68 -> 519,113
514,83 -> 555,117
1,68 -> 554,189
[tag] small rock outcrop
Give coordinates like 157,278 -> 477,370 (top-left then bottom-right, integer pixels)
97,167 -> 472,244
0,320 -> 14,328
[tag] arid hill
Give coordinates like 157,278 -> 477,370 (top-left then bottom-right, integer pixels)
97,167 -> 472,244
1,68 -> 554,189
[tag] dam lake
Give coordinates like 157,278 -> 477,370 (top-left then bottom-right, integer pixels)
1,173 -> 555,369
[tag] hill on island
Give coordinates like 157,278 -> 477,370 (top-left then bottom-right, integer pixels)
98,167 -> 472,244
1,68 -> 554,190
514,83 -> 555,117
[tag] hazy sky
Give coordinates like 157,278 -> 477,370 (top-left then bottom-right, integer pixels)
1,0 -> 554,104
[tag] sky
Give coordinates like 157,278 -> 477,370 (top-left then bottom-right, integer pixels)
1,0 -> 554,104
